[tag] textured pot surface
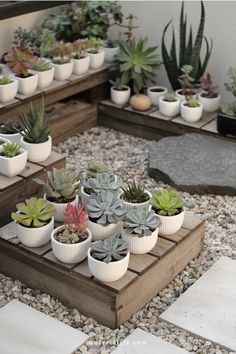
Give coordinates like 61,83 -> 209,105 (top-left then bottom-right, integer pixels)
120,190 -> 151,211
46,194 -> 78,222
88,220 -> 121,241
121,227 -> 158,254
130,94 -> 152,111
157,209 -> 185,235
21,136 -> 52,163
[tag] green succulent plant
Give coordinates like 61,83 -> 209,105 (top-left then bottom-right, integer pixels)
86,165 -> 107,179
83,172 -> 122,195
2,142 -> 20,158
185,96 -> 200,108
33,58 -> 51,72
0,75 -> 12,85
121,182 -> 149,203
150,188 -> 184,216
225,67 -> 236,98
54,224 -> 88,244
123,208 -> 160,237
110,77 -> 129,91
163,92 -> 178,102
220,102 -> 236,118
11,197 -> 54,228
87,191 -> 125,225
87,38 -> 104,54
91,235 -> 129,263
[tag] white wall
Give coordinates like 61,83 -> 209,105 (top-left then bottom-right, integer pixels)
110,1 -> 236,103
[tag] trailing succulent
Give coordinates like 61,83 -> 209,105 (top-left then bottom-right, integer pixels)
83,172 -> 122,195
121,182 -> 149,203
123,208 -> 160,237
1,142 -> 20,158
87,191 -> 125,225
91,236 -> 129,263
150,188 -> 184,216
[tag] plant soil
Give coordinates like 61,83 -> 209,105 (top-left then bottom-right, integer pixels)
201,92 -> 218,98
16,73 -> 34,78
46,195 -> 76,204
54,227 -> 88,244
150,88 -> 165,93
122,192 -> 150,203
113,87 -> 129,91
0,151 -> 20,157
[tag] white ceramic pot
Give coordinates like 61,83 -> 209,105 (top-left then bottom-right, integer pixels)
0,132 -> 21,145
157,209 -> 185,235
0,77 -> 18,103
88,219 -> 121,241
110,85 -> 130,106
101,46 -> 119,63
87,50 -> 105,69
51,226 -> 92,264
14,73 -> 38,96
88,247 -> 130,282
45,194 -> 79,222
198,92 -> 221,113
80,186 -> 92,209
30,67 -> 54,89
0,147 -> 27,177
119,190 -> 151,212
16,217 -> 54,247
147,86 -> 168,106
51,61 -> 73,81
181,101 -> 203,123
72,56 -> 90,75
121,227 -> 158,254
159,96 -> 180,117
175,89 -> 197,102
21,135 -> 52,163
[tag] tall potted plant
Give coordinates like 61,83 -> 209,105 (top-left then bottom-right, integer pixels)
176,65 -> 197,101
86,38 -> 105,69
50,41 -> 73,81
72,39 -> 90,75
31,58 -> 54,89
0,75 -> 18,103
0,142 -> 27,177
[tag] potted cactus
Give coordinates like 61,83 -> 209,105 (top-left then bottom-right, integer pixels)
101,39 -> 119,63
159,92 -> 180,118
31,58 -> 54,89
150,188 -> 185,235
72,39 -> 90,75
11,197 -> 54,247
147,86 -> 168,107
51,202 -> 92,264
86,191 -> 125,241
0,120 -> 22,144
198,73 -> 220,113
0,142 -> 27,177
50,41 -> 73,81
88,236 -> 130,282
121,208 -> 161,254
180,96 -> 203,123
176,65 -> 197,102
86,38 -> 105,69
119,181 -> 151,211
110,77 -> 130,106
35,168 -> 79,222
0,75 -> 18,103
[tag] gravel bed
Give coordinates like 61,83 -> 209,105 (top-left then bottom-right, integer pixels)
1,127 -> 235,354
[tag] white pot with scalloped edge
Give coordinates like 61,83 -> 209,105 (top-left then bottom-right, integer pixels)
147,86 -> 168,106
159,96 -> 180,118
181,100 -> 203,123
0,77 -> 18,103
30,67 -> 54,89
21,135 -> 52,163
45,194 -> 79,222
14,73 -> 38,95
0,145 -> 27,177
88,219 -> 121,241
110,85 -> 130,105
51,61 -> 73,81
198,91 -> 221,113
87,50 -> 105,69
156,208 -> 185,235
121,227 -> 158,254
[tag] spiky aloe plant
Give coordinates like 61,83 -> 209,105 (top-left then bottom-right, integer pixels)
162,1 -> 213,90
121,182 -> 149,203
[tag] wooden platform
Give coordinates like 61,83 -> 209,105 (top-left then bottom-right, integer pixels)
0,211 -> 204,328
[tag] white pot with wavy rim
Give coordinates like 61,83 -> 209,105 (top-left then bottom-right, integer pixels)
147,86 -> 168,106
72,56 -> 90,75
175,89 -> 197,102
121,227 -> 158,254
88,219 -> 121,241
0,131 -> 21,145
16,217 -> 54,247
119,190 -> 151,212
14,73 -> 38,96
30,67 -> 54,89
198,92 -> 221,113
181,101 -> 203,123
45,194 -> 79,222
159,96 -> 180,118
51,225 -> 92,264
101,46 -> 119,63
0,77 -> 18,103
21,135 -> 52,163
88,247 -> 129,282
157,208 -> 185,236
110,85 -> 130,106
87,50 -> 105,69
0,146 -> 27,177
51,61 -> 73,81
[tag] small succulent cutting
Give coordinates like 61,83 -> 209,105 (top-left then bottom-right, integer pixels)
85,165 -> 107,180
184,96 -> 200,108
121,182 -> 149,203
33,58 -> 51,72
91,236 -> 129,263
163,92 -> 178,102
0,75 -> 12,85
123,208 -> 161,237
83,172 -> 122,195
150,188 -> 184,216
87,38 -> 103,54
1,142 -> 20,158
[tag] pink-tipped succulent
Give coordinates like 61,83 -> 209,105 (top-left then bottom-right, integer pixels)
199,73 -> 218,98
64,202 -> 88,232
4,46 -> 37,77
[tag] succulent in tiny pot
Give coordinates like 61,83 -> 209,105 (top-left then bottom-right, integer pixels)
181,95 -> 203,122
50,41 -> 73,80
176,65 -> 197,101
159,92 -> 180,117
110,77 -> 130,106
0,142 -> 27,177
101,39 -> 119,63
72,39 -> 90,75
197,73 -> 220,113
0,74 -> 18,103
147,86 -> 168,107
119,181 -> 151,211
31,58 -> 54,89
87,38 -> 105,69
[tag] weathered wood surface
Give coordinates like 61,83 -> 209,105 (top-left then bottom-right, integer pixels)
0,211 -> 205,328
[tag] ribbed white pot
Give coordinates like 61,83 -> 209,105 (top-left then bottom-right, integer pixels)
198,92 -> 221,113
30,67 -> 54,89
147,86 -> 168,106
157,209 -> 185,235
175,89 -> 197,102
51,61 -> 73,81
121,227 -> 158,254
88,220 -> 121,241
87,50 -> 105,69
119,190 -> 151,212
0,147 -> 27,177
101,46 -> 119,62
16,217 -> 54,247
181,101 -> 203,122
0,132 -> 21,145
72,56 -> 90,75
88,247 -> 130,282
110,86 -> 131,105
45,194 -> 78,222
51,226 -> 92,264
80,186 -> 92,209
159,96 -> 180,118
0,78 -> 18,103
14,73 -> 38,95
21,135 -> 52,163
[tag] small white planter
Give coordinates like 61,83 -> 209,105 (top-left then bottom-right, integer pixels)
88,219 -> 121,241
101,46 -> 119,63
88,247 -> 130,282
159,96 -> 180,118
30,67 -> 54,89
72,56 -> 90,75
51,61 -> 73,81
110,85 -> 130,106
45,194 -> 78,222
157,209 -> 185,236
147,86 -> 168,106
0,132 -> 21,145
87,50 -> 105,69
121,227 -> 158,254
51,226 -> 92,264
16,217 -> 54,248
181,101 -> 203,123
119,190 -> 151,212
21,135 -> 52,163
175,89 -> 197,102
0,147 -> 27,177
80,186 -> 92,209
0,78 -> 18,103
198,92 -> 221,113
14,73 -> 38,96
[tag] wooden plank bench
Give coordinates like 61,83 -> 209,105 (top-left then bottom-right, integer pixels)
0,211 -> 205,328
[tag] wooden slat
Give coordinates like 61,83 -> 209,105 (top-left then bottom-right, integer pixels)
149,237 -> 175,258
0,221 -> 20,246
0,98 -> 19,109
19,162 -> 44,178
19,242 -> 52,257
125,105 -> 157,115
73,259 -> 92,279
94,270 -> 138,294
43,250 -> 78,270
160,227 -> 190,244
149,109 -> 175,121
36,151 -> 66,168
128,253 -> 158,275
16,90 -> 42,101
182,211 -> 204,230
0,174 -> 23,191
100,100 -> 127,110
171,112 -> 216,129
42,80 -> 69,94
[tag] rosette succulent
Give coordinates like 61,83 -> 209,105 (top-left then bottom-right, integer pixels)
91,236 -> 129,263
83,172 -> 122,195
123,208 -> 160,237
150,188 -> 184,216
